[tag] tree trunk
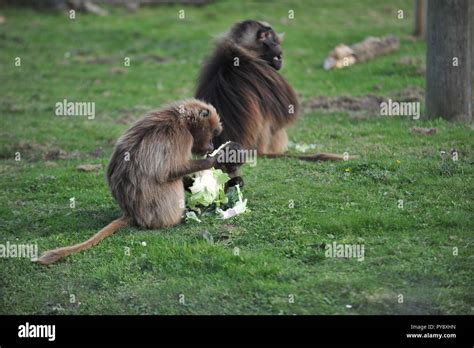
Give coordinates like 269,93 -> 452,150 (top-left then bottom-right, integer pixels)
414,0 -> 426,38
425,0 -> 472,123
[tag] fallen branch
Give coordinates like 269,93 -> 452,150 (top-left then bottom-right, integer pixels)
324,35 -> 400,70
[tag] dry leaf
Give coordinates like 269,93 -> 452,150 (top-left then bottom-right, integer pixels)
76,164 -> 102,172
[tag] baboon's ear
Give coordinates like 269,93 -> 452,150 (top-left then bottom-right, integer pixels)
277,32 -> 285,42
199,109 -> 210,117
259,30 -> 270,41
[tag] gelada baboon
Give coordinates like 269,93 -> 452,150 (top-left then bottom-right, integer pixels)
196,20 -> 349,161
36,99 -> 239,265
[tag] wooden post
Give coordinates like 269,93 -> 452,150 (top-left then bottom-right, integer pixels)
425,0 -> 472,123
414,0 -> 426,38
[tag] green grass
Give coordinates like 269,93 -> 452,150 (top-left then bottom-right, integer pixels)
0,0 -> 473,315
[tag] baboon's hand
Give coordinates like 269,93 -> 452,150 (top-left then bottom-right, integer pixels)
224,176 -> 245,192
213,141 -> 245,174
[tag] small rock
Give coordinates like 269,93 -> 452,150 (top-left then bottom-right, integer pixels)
76,164 -> 102,172
411,127 -> 437,135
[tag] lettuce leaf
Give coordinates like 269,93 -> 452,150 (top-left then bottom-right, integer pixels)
188,168 -> 230,208
185,211 -> 202,223
216,185 -> 248,219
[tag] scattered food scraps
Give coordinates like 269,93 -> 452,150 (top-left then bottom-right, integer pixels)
186,168 -> 249,222
216,186 -> 248,220
188,168 -> 230,208
287,141 -> 317,153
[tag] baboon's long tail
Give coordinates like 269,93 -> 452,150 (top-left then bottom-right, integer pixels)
35,216 -> 130,266
262,153 -> 358,161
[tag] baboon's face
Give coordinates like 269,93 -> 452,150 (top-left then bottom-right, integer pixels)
256,24 -> 283,70
232,20 -> 284,70
187,101 -> 222,155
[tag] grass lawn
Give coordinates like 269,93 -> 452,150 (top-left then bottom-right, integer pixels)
0,0 -> 472,315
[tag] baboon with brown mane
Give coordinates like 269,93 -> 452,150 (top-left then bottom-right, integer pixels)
196,20 -> 349,161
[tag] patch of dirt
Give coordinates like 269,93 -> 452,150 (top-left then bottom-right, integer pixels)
8,141 -> 106,162
394,56 -> 426,76
361,290 -> 441,314
1,101 -> 26,113
305,94 -> 386,112
43,148 -> 68,161
110,67 -> 128,74
393,85 -> 424,101
303,86 -> 425,119
63,53 -> 170,66
139,54 -> 169,64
